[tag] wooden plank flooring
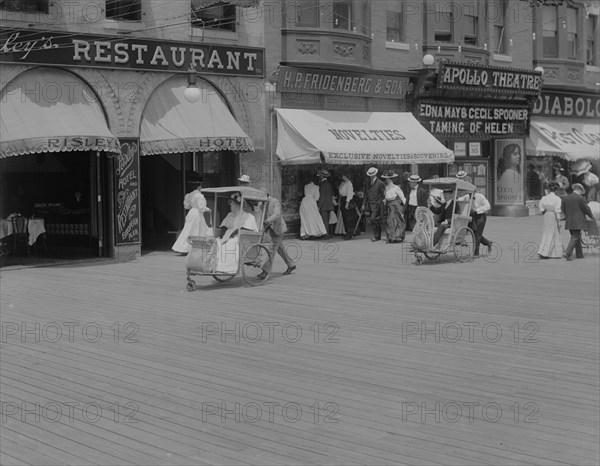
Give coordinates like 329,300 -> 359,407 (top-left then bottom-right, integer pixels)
1,215 -> 599,465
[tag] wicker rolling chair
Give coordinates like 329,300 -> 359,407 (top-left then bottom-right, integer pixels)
11,214 -> 29,256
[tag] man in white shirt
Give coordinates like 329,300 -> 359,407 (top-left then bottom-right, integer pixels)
462,191 -> 492,256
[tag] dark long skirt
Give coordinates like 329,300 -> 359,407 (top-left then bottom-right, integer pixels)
386,199 -> 406,242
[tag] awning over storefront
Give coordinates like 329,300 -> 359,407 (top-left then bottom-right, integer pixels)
275,109 -> 454,165
193,0 -> 259,7
140,78 -> 253,155
0,68 -> 120,158
526,119 -> 600,162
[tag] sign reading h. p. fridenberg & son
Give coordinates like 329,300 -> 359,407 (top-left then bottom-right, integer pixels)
0,29 -> 264,77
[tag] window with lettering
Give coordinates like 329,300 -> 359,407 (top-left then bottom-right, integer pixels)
0,0 -> 48,13
106,0 -> 141,21
386,10 -> 403,43
586,14 -> 598,66
191,1 -> 236,31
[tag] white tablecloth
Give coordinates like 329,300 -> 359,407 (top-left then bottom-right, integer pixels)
0,219 -> 46,246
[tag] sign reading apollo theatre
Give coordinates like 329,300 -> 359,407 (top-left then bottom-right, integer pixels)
0,29 -> 264,76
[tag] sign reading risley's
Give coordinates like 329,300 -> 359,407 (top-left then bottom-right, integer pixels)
0,29 -> 264,77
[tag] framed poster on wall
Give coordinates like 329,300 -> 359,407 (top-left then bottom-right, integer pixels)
494,139 -> 524,206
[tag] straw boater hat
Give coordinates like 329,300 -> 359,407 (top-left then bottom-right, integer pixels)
456,170 -> 467,179
238,174 -> 251,183
381,170 -> 398,179
408,174 -> 422,183
366,167 -> 378,177
572,183 -> 585,194
318,169 -> 331,178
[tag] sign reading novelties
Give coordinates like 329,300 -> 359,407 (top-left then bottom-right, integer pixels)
113,139 -> 141,245
533,91 -> 600,119
437,62 -> 542,96
417,101 -> 530,139
277,65 -> 409,99
0,29 -> 264,77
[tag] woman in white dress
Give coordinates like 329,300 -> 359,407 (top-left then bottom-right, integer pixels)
172,190 -> 210,254
538,181 -> 564,259
214,194 -> 258,273
299,180 -> 327,239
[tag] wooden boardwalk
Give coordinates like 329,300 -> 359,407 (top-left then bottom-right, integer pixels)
1,216 -> 599,465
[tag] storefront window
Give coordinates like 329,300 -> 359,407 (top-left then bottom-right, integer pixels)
543,6 -> 558,57
106,0 -> 141,21
567,7 -> 578,59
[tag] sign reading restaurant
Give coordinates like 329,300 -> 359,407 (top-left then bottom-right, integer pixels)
277,65 -> 409,99
437,62 -> 542,96
0,29 -> 264,77
418,101 -> 529,139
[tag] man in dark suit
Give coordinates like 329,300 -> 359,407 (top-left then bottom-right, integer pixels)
404,174 -> 428,231
317,170 -> 334,238
432,189 -> 459,247
258,192 -> 295,278
364,167 -> 386,241
562,183 -> 593,261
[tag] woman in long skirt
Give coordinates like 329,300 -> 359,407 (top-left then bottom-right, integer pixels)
538,181 -> 564,258
299,180 -> 327,239
338,173 -> 357,240
172,191 -> 210,254
381,170 -> 407,243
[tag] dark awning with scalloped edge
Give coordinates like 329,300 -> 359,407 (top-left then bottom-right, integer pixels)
0,68 -> 119,158
139,77 -> 253,156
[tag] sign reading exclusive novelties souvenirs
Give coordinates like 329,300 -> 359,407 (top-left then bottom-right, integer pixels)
0,29 -> 264,77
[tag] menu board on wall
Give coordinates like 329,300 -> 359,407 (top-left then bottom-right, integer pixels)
113,139 -> 141,245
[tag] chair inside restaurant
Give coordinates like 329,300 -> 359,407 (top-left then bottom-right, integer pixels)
0,151 -> 102,266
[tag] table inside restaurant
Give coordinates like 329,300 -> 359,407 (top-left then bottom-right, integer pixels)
0,218 -> 46,246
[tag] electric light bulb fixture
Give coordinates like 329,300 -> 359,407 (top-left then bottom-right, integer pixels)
184,63 -> 202,103
534,66 -> 544,75
458,43 -> 462,52
422,54 -> 435,66
509,36 -> 513,47
533,32 -> 536,40
484,42 -> 488,50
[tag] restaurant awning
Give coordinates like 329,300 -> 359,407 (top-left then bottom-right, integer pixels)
275,109 -> 454,165
140,77 -> 253,155
526,119 -> 600,162
0,68 -> 120,158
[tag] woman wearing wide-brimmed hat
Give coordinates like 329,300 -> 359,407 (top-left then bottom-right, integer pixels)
381,170 -> 406,243
553,165 -> 570,197
537,181 -> 565,258
172,188 -> 211,254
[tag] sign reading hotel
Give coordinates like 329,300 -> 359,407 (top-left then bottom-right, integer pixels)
277,65 -> 409,99
0,29 -> 264,77
418,101 -> 529,139
113,139 -> 141,245
437,62 -> 542,96
533,91 -> 600,119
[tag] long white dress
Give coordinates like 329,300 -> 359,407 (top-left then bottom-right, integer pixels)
172,192 -> 210,253
299,182 -> 327,238
214,211 -> 258,273
538,192 -> 563,258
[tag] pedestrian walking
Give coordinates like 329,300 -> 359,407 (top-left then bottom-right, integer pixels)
317,170 -> 334,239
338,172 -> 357,240
299,179 -> 327,239
172,189 -> 211,254
458,189 -> 493,256
537,181 -> 564,259
364,167 -> 385,242
562,183 -> 594,261
381,170 -> 406,243
405,174 -> 428,231
258,192 -> 296,278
